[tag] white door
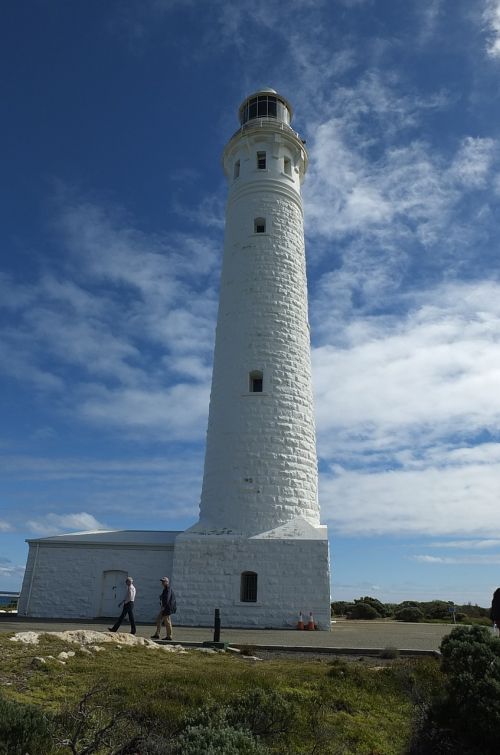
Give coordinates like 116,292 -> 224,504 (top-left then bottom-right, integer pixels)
100,570 -> 128,617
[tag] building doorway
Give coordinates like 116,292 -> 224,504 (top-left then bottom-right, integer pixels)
99,570 -> 128,617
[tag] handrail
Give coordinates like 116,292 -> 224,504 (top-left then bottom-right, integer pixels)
227,118 -> 301,143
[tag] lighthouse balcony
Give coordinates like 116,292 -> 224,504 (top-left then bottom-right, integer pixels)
228,117 -> 302,144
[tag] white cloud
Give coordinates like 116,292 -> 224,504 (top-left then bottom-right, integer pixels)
413,554 -> 500,564
0,453 -> 203,525
313,279 -> 500,537
313,280 -> 500,456
320,457 -> 500,536
26,512 -> 108,537
305,123 -> 496,250
450,137 -> 497,188
78,382 -> 210,441
0,563 -> 25,580
484,0 -> 500,58
0,520 -> 12,532
430,539 -> 500,549
416,0 -> 442,44
0,196 -> 218,440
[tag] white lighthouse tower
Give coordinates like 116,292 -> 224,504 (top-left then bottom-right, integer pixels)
172,89 -> 331,629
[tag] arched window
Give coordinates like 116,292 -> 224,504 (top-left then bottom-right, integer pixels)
241,571 -> 257,602
257,151 -> 266,169
254,217 -> 266,234
234,160 -> 240,179
284,157 -> 292,176
249,370 -> 263,393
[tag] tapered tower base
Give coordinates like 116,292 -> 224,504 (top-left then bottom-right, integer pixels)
172,518 -> 331,629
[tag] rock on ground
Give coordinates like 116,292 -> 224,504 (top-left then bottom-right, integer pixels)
9,630 -> 185,653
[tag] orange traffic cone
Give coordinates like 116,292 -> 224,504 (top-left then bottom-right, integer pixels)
307,611 -> 315,630
297,612 -> 304,630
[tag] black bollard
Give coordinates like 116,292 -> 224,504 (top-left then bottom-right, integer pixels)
213,608 -> 221,643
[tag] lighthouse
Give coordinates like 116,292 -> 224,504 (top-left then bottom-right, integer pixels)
17,90 -> 330,626
172,89 -> 331,629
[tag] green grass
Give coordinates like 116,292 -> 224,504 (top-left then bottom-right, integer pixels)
0,633 -> 443,754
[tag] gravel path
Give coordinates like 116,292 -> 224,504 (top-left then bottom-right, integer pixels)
0,618 -> 453,652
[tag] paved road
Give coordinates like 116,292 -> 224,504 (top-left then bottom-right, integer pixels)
0,618 -> 453,652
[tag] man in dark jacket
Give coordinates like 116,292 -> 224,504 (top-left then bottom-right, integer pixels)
491,587 -> 500,634
151,577 -> 175,640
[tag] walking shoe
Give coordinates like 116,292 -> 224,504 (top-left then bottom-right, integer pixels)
164,636 -> 172,641
108,628 -> 116,632
150,633 -> 160,639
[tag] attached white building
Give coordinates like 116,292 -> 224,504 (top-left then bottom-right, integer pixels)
19,531 -> 177,620
18,89 -> 332,629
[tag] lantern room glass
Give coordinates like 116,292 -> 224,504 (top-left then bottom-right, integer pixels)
239,94 -> 290,126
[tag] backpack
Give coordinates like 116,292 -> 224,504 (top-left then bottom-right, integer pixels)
170,590 -> 177,615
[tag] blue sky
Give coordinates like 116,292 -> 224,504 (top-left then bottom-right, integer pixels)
2,0 -> 500,606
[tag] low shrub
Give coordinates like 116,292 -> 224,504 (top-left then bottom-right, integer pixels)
348,602 -> 380,620
173,724 -> 269,754
355,596 -> 390,617
225,688 -> 294,741
395,607 -> 424,623
0,696 -> 55,755
379,646 -> 400,659
411,625 -> 500,753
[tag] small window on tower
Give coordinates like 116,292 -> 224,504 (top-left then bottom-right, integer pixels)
257,151 -> 266,170
249,370 -> 263,393
234,160 -> 240,179
284,157 -> 292,176
241,571 -> 257,602
254,217 -> 266,234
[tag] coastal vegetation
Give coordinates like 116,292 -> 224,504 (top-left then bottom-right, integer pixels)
1,625 -> 499,753
332,597 -> 491,625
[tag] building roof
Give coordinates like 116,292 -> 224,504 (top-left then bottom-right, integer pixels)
26,529 -> 181,547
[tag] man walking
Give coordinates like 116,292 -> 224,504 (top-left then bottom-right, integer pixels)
108,577 -> 136,634
151,576 -> 176,640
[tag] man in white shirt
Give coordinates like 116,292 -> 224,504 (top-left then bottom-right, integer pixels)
108,577 -> 137,634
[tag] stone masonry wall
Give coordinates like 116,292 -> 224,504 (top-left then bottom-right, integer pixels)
200,128 -> 320,535
173,531 -> 331,629
18,544 -> 174,620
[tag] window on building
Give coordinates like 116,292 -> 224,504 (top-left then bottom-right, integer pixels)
249,370 -> 263,392
257,151 -> 266,170
254,217 -> 266,234
241,571 -> 258,602
234,160 -> 240,179
284,157 -> 292,176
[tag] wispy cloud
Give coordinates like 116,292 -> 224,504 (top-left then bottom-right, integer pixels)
0,520 -> 12,532
0,562 -> 25,580
313,280 -> 500,455
1,453 -> 203,527
429,539 -> 500,549
26,512 -> 108,537
0,194 -> 218,440
413,553 -> 500,564
314,278 -> 500,537
483,0 -> 500,58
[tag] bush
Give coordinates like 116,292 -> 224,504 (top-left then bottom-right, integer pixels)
225,688 -> 294,741
348,602 -> 380,620
173,724 -> 269,754
425,601 -> 454,621
412,625 -> 500,753
440,625 -> 500,741
379,646 -> 400,659
331,601 -> 354,616
354,596 -> 390,617
395,607 -> 424,623
0,696 -> 55,755
175,698 -> 272,754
